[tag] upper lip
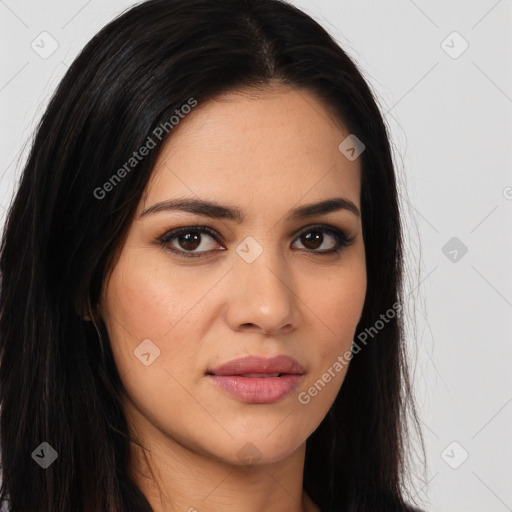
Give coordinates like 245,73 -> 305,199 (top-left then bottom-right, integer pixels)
207,355 -> 305,376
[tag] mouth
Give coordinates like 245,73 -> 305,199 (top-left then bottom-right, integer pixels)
206,355 -> 305,404
216,372 -> 283,378
207,354 -> 305,377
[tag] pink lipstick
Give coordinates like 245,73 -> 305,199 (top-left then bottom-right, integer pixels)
207,354 -> 305,404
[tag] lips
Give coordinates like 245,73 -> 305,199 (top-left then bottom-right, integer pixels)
207,354 -> 305,377
238,373 -> 280,377
207,355 -> 305,404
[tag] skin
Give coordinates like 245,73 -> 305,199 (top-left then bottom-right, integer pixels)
99,83 -> 367,512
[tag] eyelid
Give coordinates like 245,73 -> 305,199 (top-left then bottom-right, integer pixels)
294,223 -> 351,240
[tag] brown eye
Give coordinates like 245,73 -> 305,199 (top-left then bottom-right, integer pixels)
299,231 -> 329,251
176,232 -> 202,251
159,226 -> 223,258
292,225 -> 352,254
158,224 -> 353,259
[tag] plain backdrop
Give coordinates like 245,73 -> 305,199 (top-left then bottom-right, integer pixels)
1,1 -> 511,511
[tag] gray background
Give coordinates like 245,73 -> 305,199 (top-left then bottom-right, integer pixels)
1,1 -> 511,511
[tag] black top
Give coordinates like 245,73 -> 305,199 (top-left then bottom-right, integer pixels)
323,506 -> 424,512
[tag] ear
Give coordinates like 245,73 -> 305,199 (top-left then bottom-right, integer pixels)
74,296 -> 91,321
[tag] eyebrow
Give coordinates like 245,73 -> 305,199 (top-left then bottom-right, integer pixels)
139,197 -> 360,221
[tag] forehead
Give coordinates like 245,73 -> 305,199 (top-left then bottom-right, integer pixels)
140,85 -> 361,218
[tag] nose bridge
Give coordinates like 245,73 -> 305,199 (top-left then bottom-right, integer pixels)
227,234 -> 297,333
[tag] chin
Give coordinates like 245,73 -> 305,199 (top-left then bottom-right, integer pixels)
215,433 -> 306,467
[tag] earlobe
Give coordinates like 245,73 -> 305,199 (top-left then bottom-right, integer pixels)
74,296 -> 92,322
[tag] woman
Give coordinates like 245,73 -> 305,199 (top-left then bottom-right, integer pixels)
0,0 -> 425,510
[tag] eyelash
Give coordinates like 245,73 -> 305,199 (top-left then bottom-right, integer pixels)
157,224 -> 355,259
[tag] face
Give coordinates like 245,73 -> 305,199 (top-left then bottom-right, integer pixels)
100,85 -> 366,467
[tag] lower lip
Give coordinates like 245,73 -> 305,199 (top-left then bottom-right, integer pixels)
207,374 -> 303,404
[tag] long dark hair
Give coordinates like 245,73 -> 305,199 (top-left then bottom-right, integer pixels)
0,0 -> 424,510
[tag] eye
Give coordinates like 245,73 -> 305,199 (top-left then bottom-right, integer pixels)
158,224 -> 354,258
158,225 -> 223,258
291,224 -> 354,254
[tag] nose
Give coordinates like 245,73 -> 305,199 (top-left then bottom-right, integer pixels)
225,244 -> 299,336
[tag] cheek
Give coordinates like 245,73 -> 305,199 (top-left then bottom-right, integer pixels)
100,250 -> 211,385
101,255 -> 210,438
309,256 -> 366,347
297,259 -> 366,407
331,277 -> 366,344
103,245 -> 218,337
